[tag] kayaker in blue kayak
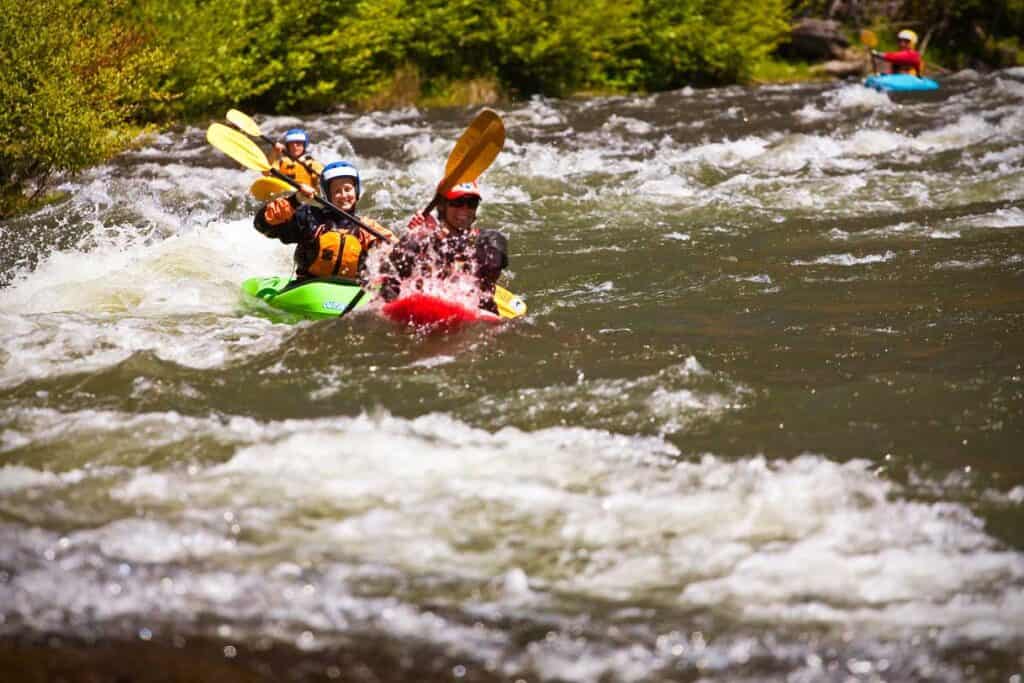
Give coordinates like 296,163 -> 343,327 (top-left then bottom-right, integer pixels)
266,128 -> 323,188
254,160 -> 394,283
872,29 -> 923,76
380,181 -> 509,313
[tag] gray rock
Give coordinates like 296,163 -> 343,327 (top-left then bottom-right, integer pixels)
783,18 -> 851,61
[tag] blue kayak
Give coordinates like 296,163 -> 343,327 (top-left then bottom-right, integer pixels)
865,73 -> 939,92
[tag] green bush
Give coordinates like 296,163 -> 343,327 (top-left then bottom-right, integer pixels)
624,0 -> 792,89
129,0 -> 308,117
0,0 -> 169,218
251,0 -> 791,104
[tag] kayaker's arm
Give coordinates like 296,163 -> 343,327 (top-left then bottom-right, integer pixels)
254,196 -> 305,244
878,49 -> 923,75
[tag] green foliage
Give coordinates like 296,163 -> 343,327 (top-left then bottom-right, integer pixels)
130,0 -> 308,117
911,0 -> 1024,67
1,0 -> 798,216
627,0 -> 792,89
0,0 -> 170,218
10,0 -> 1022,218
486,0 -> 643,96
129,0 -> 792,118
749,58 -> 824,84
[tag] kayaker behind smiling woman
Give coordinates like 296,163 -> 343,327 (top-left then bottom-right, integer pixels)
266,128 -> 324,188
872,29 -> 923,76
254,161 -> 395,284
380,181 -> 509,313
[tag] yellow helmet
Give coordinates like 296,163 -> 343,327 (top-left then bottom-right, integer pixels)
897,29 -> 918,48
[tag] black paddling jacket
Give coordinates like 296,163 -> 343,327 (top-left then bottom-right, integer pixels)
254,197 -> 393,281
380,225 -> 509,311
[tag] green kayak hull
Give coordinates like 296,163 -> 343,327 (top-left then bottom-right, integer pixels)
241,276 -> 373,320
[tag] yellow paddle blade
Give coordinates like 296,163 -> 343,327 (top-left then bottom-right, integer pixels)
494,285 -> 527,319
250,176 -> 317,205
438,108 -> 505,196
250,176 -> 295,201
226,109 -> 264,138
206,122 -> 272,172
860,29 -> 878,48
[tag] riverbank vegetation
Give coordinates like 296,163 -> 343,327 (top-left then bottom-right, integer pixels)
795,0 -> 1024,71
2,0 -> 1022,218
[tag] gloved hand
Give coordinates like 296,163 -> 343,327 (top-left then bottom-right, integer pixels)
407,212 -> 438,231
263,197 -> 294,226
871,50 -> 884,58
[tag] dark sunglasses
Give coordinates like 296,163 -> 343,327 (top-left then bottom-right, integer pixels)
448,197 -> 480,209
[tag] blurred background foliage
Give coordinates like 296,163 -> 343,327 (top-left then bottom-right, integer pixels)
3,0 -> 1021,217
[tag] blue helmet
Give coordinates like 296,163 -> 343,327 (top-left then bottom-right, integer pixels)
320,160 -> 361,200
283,128 -> 309,146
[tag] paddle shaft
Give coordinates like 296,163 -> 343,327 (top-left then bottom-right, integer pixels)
422,196 -> 442,218
860,30 -> 879,75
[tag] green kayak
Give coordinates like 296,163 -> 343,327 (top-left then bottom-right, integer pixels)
240,276 -> 373,320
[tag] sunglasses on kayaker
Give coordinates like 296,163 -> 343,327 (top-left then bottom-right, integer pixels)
448,197 -> 480,209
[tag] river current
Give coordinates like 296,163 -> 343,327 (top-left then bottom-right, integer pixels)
1,70 -> 1023,681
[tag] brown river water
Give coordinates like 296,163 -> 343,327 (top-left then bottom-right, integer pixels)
1,70 -> 1023,681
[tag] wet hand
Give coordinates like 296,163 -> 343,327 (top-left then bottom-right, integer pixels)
407,212 -> 438,231
264,197 -> 294,226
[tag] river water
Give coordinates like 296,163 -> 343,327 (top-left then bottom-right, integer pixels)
2,69 -> 1023,682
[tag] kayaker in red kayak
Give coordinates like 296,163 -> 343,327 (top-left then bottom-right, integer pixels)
872,29 -> 923,76
265,128 -> 323,188
254,160 -> 395,283
380,181 -> 509,313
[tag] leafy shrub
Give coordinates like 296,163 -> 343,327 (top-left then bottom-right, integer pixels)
0,0 -> 169,217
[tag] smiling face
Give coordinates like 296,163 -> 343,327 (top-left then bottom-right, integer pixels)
441,196 -> 480,231
285,141 -> 306,159
327,177 -> 358,211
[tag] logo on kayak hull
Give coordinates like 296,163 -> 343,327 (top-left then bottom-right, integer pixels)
322,301 -> 349,311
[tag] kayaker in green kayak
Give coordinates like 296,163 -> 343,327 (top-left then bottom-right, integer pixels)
380,181 -> 509,313
254,160 -> 395,283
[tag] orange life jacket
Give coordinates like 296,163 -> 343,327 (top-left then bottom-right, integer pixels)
304,218 -> 394,279
272,155 -> 323,187
308,231 -> 363,279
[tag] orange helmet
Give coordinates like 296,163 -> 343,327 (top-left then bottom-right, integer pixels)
444,181 -> 482,201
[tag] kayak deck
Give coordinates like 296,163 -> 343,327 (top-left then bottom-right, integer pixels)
381,292 -> 502,327
240,276 -> 372,320
864,74 -> 939,92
